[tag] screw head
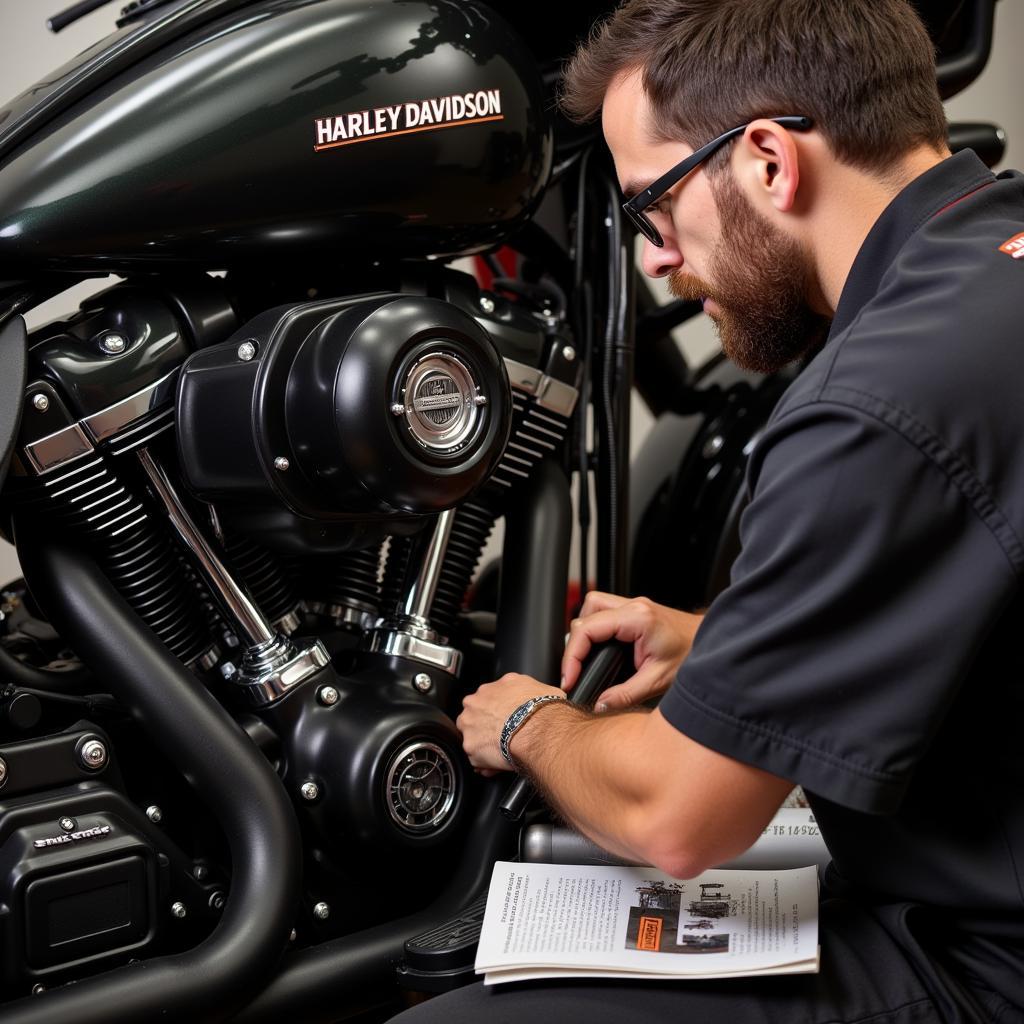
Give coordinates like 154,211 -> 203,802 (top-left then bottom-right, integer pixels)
391,402 -> 406,417
193,864 -> 208,881
473,394 -> 488,407
80,738 -> 108,770
274,456 -> 290,472
31,984 -> 45,995
208,891 -> 226,912
561,345 -> 576,362
300,781 -> 320,802
0,756 -> 7,787
146,805 -> 163,824
59,817 -> 76,832
702,434 -> 725,460
318,685 -> 339,707
478,295 -> 495,314
313,901 -> 330,921
171,902 -> 187,919
100,333 -> 127,354
220,661 -> 238,680
413,672 -> 432,693
237,340 -> 257,361
32,393 -> 49,412
289,927 -> 298,942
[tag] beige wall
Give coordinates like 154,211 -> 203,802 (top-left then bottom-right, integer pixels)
0,0 -> 1021,585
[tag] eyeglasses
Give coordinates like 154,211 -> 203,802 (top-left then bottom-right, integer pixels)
621,115 -> 813,247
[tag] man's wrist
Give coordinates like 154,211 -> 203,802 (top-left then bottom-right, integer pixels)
500,693 -> 568,767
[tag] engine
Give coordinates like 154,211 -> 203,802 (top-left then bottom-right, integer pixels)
0,266 -> 579,995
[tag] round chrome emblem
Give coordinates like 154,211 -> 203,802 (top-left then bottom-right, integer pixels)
384,741 -> 456,834
397,353 -> 481,457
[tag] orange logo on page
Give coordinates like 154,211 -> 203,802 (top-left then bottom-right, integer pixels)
998,232 -> 1024,259
637,916 -> 663,951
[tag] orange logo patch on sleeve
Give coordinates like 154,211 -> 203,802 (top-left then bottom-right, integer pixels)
998,232 -> 1024,259
637,916 -> 663,951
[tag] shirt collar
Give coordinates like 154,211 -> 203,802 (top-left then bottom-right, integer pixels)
828,149 -> 996,340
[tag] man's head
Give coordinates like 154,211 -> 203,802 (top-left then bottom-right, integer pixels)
562,0 -> 949,373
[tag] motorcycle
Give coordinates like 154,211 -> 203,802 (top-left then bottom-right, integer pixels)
0,0 -> 1003,1020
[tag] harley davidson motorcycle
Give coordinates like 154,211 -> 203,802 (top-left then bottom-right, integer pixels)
0,0 -> 1003,1020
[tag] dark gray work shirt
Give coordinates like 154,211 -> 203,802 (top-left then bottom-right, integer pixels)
660,149 -> 1024,1011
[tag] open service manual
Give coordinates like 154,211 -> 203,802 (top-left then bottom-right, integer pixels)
475,861 -> 819,984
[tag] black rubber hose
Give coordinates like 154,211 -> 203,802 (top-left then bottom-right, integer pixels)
8,522 -> 301,1024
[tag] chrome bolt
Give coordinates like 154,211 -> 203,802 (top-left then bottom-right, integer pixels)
220,661 -> 238,680
562,345 -> 576,362
390,402 -> 406,416
32,394 -> 49,412
479,295 -> 495,314
237,340 -> 257,361
59,817 -> 76,832
100,333 -> 127,354
80,738 -> 108,770
318,685 -> 339,707
0,757 -> 7,787
473,394 -> 488,407
300,781 -> 320,802
413,673 -> 432,693
31,984 -> 45,995
171,902 -> 187,919
208,891 -> 226,912
274,456 -> 290,472
313,901 -> 330,921
289,928 -> 298,942
193,865 -> 208,882
146,805 -> 163,824
702,434 -> 725,459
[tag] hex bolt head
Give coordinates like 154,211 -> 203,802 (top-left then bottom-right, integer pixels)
208,891 -> 226,912
318,685 -> 340,707
478,295 -> 495,314
289,928 -> 298,942
31,984 -> 45,995
390,402 -> 406,417
473,394 -> 488,407
80,738 -> 108,770
0,756 -> 7,788
100,333 -> 127,354
220,661 -> 238,680
313,901 -> 330,921
300,781 -> 320,802
237,340 -> 257,361
274,456 -> 290,472
146,805 -> 163,824
193,865 -> 208,882
59,817 -> 76,832
32,394 -> 49,412
561,345 -> 576,362
413,672 -> 432,693
171,902 -> 187,919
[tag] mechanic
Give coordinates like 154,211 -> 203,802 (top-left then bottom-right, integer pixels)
392,1 -> 1024,1021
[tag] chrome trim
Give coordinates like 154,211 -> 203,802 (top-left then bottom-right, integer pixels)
365,627 -> 462,676
502,358 -> 579,418
82,368 -> 180,443
384,741 -> 456,834
239,639 -> 331,705
138,448 -> 276,647
401,509 -> 455,625
24,423 -> 94,475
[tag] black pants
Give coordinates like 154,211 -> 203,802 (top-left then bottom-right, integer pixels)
389,899 -> 1020,1024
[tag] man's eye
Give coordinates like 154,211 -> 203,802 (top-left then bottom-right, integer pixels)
647,198 -> 670,216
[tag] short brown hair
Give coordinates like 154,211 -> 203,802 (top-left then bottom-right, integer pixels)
561,0 -> 947,174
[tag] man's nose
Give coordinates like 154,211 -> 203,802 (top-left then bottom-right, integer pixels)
640,234 -> 683,278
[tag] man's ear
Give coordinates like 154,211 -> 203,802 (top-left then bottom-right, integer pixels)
734,119 -> 801,214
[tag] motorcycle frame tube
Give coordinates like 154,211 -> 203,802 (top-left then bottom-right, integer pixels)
9,521 -> 301,1024
495,456 -> 572,683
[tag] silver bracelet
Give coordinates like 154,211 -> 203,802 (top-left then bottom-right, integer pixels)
499,694 -> 567,767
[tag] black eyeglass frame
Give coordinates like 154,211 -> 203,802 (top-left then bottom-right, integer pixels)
621,115 -> 813,247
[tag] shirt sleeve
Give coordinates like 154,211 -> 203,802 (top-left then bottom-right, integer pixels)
658,399 -> 1018,814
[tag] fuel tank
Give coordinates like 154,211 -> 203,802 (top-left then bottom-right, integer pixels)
0,0 -> 552,273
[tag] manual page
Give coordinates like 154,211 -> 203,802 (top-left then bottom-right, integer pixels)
476,862 -> 818,984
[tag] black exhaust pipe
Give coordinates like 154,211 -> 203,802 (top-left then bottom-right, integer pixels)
10,523 -> 301,1024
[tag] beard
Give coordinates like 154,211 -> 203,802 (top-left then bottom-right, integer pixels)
668,175 -> 830,374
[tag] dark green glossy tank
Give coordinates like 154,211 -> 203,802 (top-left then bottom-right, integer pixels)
0,0 -> 552,274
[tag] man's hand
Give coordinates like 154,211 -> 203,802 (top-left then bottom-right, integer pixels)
457,673 -> 566,775
562,592 -> 703,711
